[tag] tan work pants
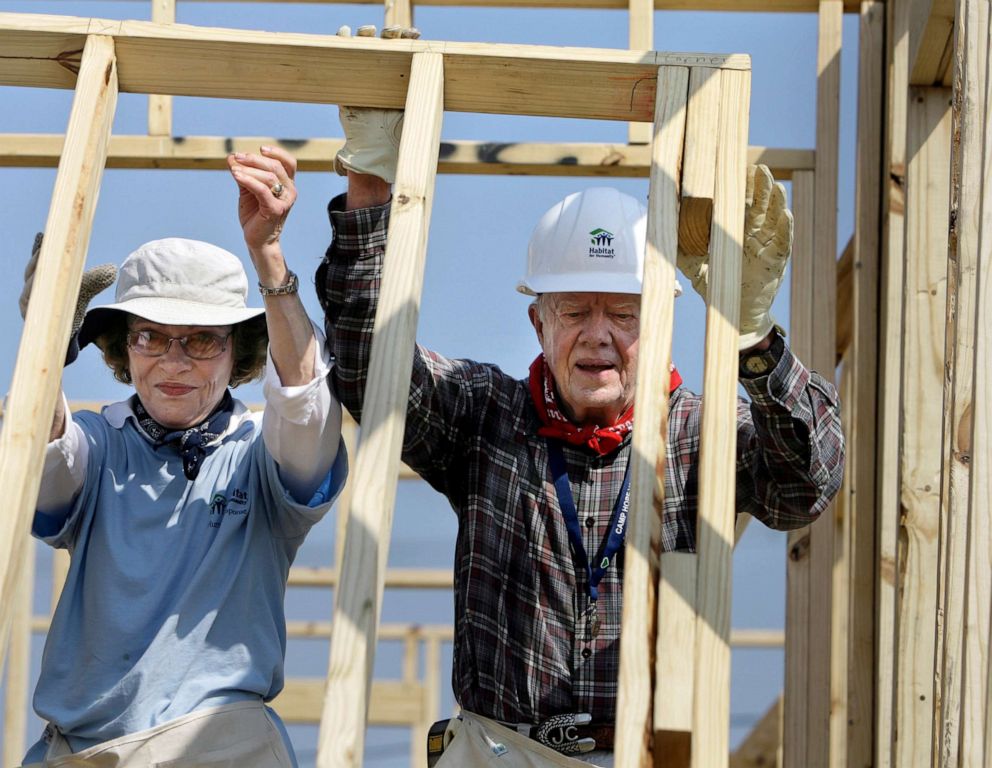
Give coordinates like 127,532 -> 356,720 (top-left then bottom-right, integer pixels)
436,711 -> 614,767
22,700 -> 294,768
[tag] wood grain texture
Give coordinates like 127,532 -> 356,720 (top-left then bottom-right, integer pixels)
783,169 -> 814,768
846,3 -> 884,765
895,85 -> 950,768
948,3 -> 991,765
691,66 -> 749,768
316,51 -> 445,768
1,541 -> 35,767
628,0 -> 655,144
874,2 -> 910,765
678,67 -> 721,258
0,33 -> 117,671
0,12 -> 749,122
614,62 -> 688,768
806,4 -> 843,765
147,0 -> 174,136
0,134 -> 811,178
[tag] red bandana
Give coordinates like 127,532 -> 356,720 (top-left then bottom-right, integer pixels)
528,355 -> 683,456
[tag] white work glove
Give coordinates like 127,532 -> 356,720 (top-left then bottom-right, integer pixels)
676,164 -> 792,350
334,24 -> 420,184
20,232 -> 117,365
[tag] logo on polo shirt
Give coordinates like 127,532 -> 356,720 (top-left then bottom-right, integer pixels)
208,488 -> 249,527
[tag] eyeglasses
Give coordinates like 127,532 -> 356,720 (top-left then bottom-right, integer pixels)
126,329 -> 232,360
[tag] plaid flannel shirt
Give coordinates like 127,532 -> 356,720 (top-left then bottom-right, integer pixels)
316,194 -> 845,730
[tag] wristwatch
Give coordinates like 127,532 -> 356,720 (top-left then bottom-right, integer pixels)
258,269 -> 299,296
739,330 -> 784,377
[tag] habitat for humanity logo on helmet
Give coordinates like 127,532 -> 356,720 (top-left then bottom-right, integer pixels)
589,228 -> 616,258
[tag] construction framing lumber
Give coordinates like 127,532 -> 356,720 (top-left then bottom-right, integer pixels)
0,134 -> 812,179
628,0 -> 654,144
0,33 -> 118,672
896,84 -> 950,767
729,697 -> 782,768
147,0 -> 174,135
1,542 -> 34,768
316,50 -> 445,768
56,0 -> 865,11
692,66 -> 749,768
678,67 -> 721,257
846,2 -> 883,764
943,2 -> 991,764
0,12 -> 748,122
615,62 -> 688,766
806,4 -> 843,765
908,0 -> 955,85
783,168 -> 813,768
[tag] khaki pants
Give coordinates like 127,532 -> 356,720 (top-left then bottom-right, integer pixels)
436,712 -> 614,768
22,701 -> 294,768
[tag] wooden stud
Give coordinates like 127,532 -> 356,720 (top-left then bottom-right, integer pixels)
0,13 -> 748,122
874,2 -> 910,764
805,4 -> 842,765
0,33 -> 118,670
385,0 -> 414,28
148,0 -> 175,136
835,237 -> 854,365
846,3 -> 884,765
2,540 -> 35,768
943,3 -> 991,765
692,65 -> 749,768
614,62 -> 688,768
783,168 -> 814,768
628,0 -> 654,145
0,133 -> 814,179
316,51 -> 445,768
678,67 -> 721,258
895,84 -> 950,768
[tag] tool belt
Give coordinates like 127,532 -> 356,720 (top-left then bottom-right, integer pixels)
427,713 -> 614,765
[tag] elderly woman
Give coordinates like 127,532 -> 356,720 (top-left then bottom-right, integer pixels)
19,147 -> 345,767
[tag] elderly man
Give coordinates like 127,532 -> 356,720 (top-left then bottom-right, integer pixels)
316,50 -> 844,767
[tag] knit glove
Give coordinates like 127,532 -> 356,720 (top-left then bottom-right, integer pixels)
676,164 -> 792,350
20,232 -> 117,365
334,24 -> 420,184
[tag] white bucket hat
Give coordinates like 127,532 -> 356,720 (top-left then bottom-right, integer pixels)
78,237 -> 266,348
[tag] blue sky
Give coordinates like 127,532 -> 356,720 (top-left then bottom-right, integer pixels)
0,2 -> 859,764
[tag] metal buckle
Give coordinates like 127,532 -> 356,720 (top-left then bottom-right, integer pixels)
532,713 -> 597,755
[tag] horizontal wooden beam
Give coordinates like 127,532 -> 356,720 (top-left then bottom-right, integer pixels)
0,12 -> 749,122
0,134 -> 814,178
49,0 -> 866,12
278,678 -> 425,726
288,566 -> 453,589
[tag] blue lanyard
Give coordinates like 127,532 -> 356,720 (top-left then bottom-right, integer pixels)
546,440 -> 632,602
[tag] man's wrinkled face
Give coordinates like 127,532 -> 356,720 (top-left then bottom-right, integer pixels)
529,291 -> 640,427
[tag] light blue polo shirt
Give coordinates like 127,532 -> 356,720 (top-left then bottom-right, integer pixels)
25,403 -> 346,761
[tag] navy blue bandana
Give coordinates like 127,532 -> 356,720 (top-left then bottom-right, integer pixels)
131,390 -> 235,481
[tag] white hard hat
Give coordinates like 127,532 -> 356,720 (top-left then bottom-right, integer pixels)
517,187 -> 682,297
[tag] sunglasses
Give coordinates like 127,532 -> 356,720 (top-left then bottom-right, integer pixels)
126,329 -> 232,360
